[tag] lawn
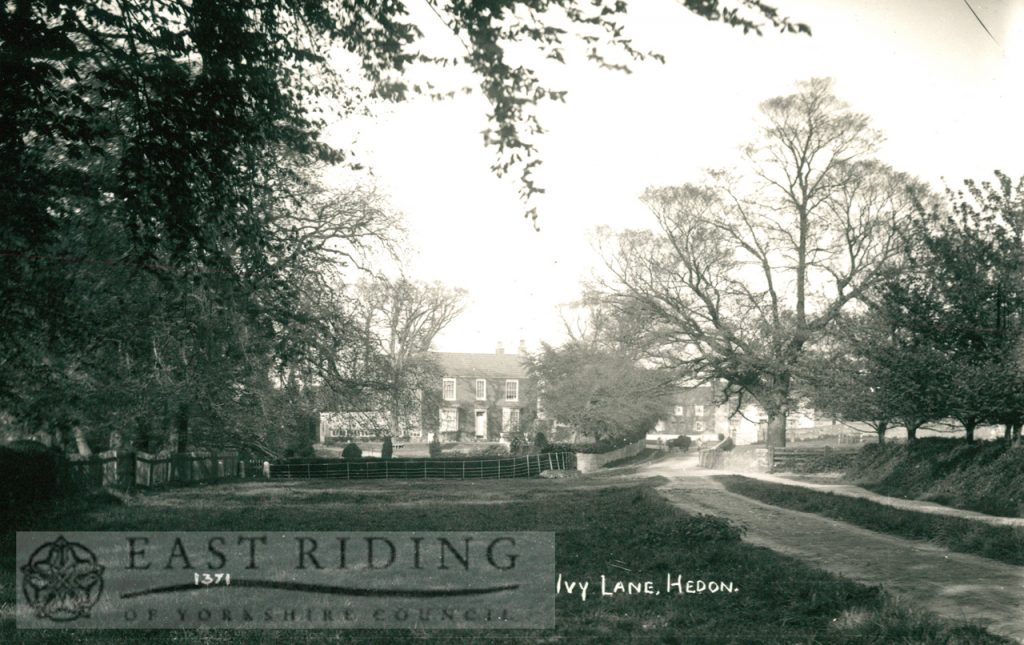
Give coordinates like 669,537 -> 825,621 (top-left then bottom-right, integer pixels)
1,477 -> 1009,644
716,474 -> 1024,566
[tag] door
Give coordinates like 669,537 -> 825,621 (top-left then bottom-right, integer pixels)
475,410 -> 487,438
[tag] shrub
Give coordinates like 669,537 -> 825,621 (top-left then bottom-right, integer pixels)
534,431 -> 548,449
720,437 -> 735,451
541,442 -> 575,454
341,442 -> 362,460
381,436 -> 393,460
428,439 -> 442,458
667,436 -> 692,451
1,442 -> 65,516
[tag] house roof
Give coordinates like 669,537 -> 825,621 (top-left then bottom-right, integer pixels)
433,352 -> 529,379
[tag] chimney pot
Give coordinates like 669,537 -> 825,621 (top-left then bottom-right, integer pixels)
518,339 -> 527,355
496,341 -> 504,355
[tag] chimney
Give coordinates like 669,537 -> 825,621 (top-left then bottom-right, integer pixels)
518,339 -> 527,355
496,341 -> 504,355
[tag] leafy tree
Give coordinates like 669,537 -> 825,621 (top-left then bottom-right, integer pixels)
593,79 -> 924,446
527,341 -> 668,442
1,0 -> 808,452
880,172 -> 1024,443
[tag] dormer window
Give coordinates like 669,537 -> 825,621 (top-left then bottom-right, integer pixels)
505,379 -> 519,401
476,379 -> 487,400
443,378 -> 456,401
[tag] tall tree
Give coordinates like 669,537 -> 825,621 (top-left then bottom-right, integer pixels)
355,277 -> 466,436
594,79 -> 924,446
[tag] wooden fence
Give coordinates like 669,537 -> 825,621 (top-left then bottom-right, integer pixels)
64,450 -> 241,489
768,446 -> 860,473
268,452 -> 574,480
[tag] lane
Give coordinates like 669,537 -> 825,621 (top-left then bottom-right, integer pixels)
639,453 -> 1024,642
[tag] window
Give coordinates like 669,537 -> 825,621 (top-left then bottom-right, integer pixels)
694,420 -> 705,433
443,378 -> 456,401
505,379 -> 519,401
440,408 -> 458,433
503,407 -> 520,432
673,405 -> 683,417
694,405 -> 705,417
476,379 -> 487,400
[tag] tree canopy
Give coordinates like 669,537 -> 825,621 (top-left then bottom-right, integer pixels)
1,0 -> 808,453
527,341 -> 668,441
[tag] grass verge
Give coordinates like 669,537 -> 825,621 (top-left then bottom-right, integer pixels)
842,439 -> 1024,517
1,478 -> 1010,644
717,474 -> 1024,566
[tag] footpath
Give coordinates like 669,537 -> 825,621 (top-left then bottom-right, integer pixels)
636,453 -> 1024,643
732,470 -> 1024,528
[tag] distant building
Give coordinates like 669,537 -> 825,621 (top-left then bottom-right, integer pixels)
429,342 -> 536,441
652,382 -> 815,446
318,411 -> 390,443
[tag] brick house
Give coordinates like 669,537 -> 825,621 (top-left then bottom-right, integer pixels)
430,343 -> 536,441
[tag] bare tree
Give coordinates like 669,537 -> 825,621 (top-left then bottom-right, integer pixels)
594,79 -> 925,446
356,277 -> 467,437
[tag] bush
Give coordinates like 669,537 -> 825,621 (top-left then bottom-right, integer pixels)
667,436 -> 692,452
541,442 -> 575,454
341,442 -> 362,460
1,441 -> 65,516
428,439 -> 442,458
381,436 -> 393,460
534,431 -> 548,449
720,437 -> 735,451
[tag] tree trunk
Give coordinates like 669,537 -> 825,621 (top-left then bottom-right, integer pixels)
1005,423 -> 1013,442
906,423 -> 919,443
875,421 -> 887,445
1013,422 -> 1022,445
766,411 -> 787,448
963,418 -> 977,444
73,425 -> 93,457
174,404 -> 189,453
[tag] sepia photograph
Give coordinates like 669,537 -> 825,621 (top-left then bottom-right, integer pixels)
2,0 -> 1024,643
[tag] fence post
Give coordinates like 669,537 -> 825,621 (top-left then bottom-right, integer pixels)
424,460 -> 427,479
385,461 -> 389,480
480,460 -> 483,478
462,461 -> 465,479
347,462 -> 350,480
498,460 -> 501,479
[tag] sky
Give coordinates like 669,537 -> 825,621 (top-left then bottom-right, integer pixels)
323,0 -> 1024,354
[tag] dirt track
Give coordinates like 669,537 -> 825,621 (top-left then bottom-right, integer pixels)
634,453 -> 1024,642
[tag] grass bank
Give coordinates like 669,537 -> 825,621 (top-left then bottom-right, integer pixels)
841,439 -> 1024,517
2,478 -> 1009,644
717,474 -> 1024,566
